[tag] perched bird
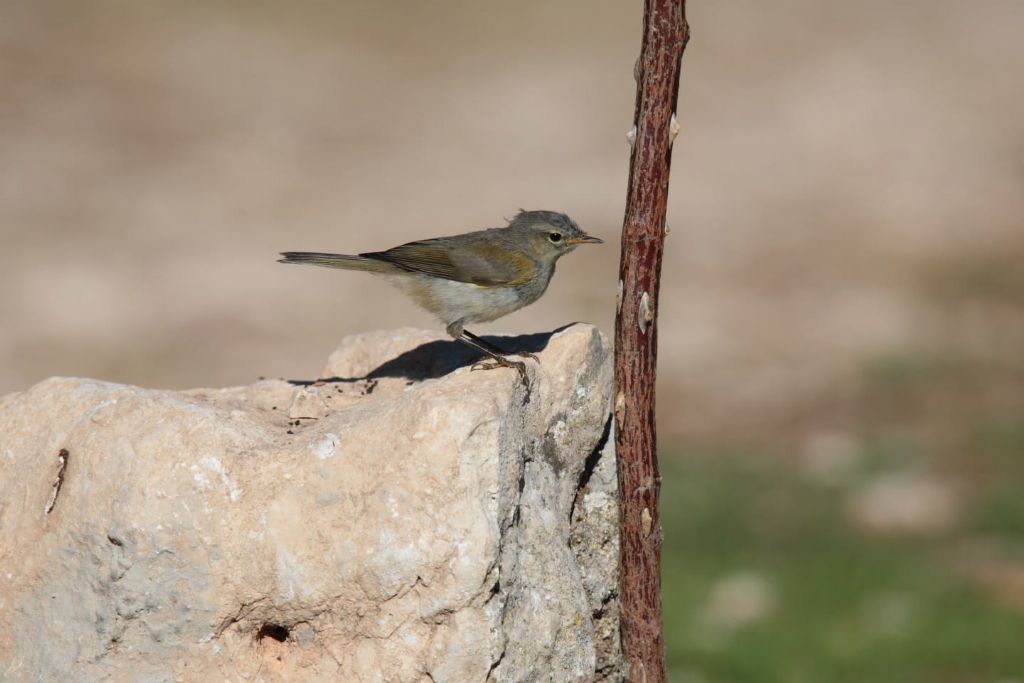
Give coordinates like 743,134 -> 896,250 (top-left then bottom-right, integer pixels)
279,210 -> 602,378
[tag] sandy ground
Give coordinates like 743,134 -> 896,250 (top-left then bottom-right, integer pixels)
2,0 -> 1021,437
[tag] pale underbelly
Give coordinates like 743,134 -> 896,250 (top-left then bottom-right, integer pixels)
385,274 -> 533,325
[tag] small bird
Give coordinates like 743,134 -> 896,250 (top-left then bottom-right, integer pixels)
279,210 -> 602,379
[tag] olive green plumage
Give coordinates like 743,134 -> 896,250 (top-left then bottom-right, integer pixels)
279,209 -> 602,378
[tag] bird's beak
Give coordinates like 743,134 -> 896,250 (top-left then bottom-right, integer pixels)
568,235 -> 604,245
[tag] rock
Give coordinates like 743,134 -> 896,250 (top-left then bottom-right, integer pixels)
0,324 -> 620,682
569,420 -> 621,681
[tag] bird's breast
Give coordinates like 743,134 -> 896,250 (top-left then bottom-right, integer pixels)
386,274 -> 532,325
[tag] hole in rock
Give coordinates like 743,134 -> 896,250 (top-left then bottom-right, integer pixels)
256,623 -> 290,643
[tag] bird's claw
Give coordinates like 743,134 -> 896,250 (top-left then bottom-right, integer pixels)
471,353 -> 538,367
471,357 -> 529,383
470,358 -> 526,375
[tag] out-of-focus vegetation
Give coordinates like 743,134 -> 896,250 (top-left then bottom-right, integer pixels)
658,187 -> 1023,679
663,332 -> 1024,681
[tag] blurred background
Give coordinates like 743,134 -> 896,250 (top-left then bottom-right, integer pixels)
2,1 -> 1022,680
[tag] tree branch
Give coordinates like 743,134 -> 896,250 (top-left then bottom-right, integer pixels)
615,1 -> 689,681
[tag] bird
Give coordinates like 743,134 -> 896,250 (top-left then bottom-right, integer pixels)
278,210 -> 602,380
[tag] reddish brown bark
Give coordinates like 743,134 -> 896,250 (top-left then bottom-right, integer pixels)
615,1 -> 689,681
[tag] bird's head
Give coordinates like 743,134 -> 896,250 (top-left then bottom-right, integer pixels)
507,210 -> 603,262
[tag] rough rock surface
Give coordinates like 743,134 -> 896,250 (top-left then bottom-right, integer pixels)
0,324 -> 620,682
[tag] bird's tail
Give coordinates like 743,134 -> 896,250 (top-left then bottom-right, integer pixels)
277,252 -> 394,273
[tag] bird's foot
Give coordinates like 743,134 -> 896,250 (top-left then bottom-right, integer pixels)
470,356 -> 526,377
470,356 -> 532,403
474,352 -> 538,365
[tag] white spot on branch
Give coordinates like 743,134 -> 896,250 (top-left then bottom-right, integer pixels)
638,292 -> 654,334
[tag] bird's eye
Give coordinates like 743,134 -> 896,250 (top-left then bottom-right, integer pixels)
548,232 -> 563,244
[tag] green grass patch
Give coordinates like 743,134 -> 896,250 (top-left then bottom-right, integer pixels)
660,447 -> 1024,683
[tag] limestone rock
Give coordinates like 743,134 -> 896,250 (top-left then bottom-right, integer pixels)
0,324 -> 619,682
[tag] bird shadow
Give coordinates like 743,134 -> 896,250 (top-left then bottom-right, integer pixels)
287,327 -> 574,386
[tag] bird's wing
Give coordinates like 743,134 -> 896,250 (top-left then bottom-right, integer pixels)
361,237 -> 535,287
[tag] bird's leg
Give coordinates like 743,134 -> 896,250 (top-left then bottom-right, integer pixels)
462,330 -> 539,364
445,322 -> 534,389
455,333 -> 528,381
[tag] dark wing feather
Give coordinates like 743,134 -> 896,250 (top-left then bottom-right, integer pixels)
361,236 -> 535,287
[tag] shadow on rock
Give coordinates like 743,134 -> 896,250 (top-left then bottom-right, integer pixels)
289,328 -> 568,386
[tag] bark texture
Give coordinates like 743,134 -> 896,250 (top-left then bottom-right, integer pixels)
614,1 -> 689,681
